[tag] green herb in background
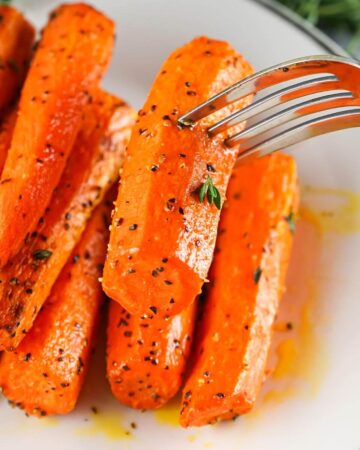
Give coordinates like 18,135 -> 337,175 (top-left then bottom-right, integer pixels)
277,0 -> 360,55
0,0 -> 12,4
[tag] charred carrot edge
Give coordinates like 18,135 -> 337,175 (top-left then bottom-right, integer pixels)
0,107 -> 17,175
0,3 -> 115,267
0,195 -> 113,417
180,153 -> 299,427
103,36 -> 254,318
107,298 -> 197,410
0,5 -> 35,113
0,90 -> 134,351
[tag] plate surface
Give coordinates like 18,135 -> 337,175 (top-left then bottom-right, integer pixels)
1,1 -> 360,449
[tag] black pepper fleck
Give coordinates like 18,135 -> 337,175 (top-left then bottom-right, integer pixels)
253,267 -> 262,284
149,306 -> 157,314
215,392 -> 225,398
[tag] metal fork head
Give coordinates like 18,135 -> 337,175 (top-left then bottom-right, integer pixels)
177,55 -> 360,163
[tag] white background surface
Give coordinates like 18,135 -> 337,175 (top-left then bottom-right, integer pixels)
1,0 -> 360,449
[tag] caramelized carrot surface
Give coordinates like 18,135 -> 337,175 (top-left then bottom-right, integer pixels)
103,36 -> 253,317
0,5 -> 35,113
0,107 -> 17,175
180,153 -> 299,427
0,3 -> 115,267
0,198 -> 111,416
107,299 -> 197,410
0,91 -> 134,351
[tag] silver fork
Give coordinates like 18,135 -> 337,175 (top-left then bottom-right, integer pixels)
177,55 -> 360,162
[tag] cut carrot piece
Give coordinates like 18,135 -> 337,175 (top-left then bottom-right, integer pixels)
103,36 -> 253,317
0,5 -> 35,113
0,197 -> 112,416
0,91 -> 134,351
0,3 -> 115,267
180,153 -> 299,427
107,299 -> 197,409
0,107 -> 17,175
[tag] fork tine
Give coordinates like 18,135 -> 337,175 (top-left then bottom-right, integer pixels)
231,90 -> 354,141
228,107 -> 360,162
178,55 -> 358,126
207,74 -> 338,136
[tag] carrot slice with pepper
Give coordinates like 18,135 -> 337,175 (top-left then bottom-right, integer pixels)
0,3 -> 115,267
0,5 -> 35,113
107,299 -> 197,410
0,91 -> 134,351
0,107 -> 17,175
103,36 -> 253,317
180,153 -> 299,427
0,197 -> 112,416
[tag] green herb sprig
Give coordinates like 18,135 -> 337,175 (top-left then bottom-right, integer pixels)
278,0 -> 360,55
198,175 -> 222,209
284,210 -> 296,234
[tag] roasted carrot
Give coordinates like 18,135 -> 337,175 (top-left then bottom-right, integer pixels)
0,5 -> 35,113
0,3 -> 115,267
107,299 -> 197,410
0,91 -> 134,351
0,197 -> 112,416
180,153 -> 299,427
103,36 -> 253,317
0,107 -> 17,175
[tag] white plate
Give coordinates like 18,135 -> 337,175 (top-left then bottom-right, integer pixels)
2,1 -> 360,449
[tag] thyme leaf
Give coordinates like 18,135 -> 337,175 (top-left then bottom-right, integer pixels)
198,175 -> 222,210
284,210 -> 296,234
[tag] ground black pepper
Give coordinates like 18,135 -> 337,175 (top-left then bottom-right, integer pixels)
215,392 -> 225,398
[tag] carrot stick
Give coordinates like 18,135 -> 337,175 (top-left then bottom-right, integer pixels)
180,153 -> 299,427
0,90 -> 134,351
0,107 -> 17,175
103,36 -> 253,317
107,299 -> 197,410
0,197 -> 112,416
0,5 -> 34,113
0,3 -> 115,267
